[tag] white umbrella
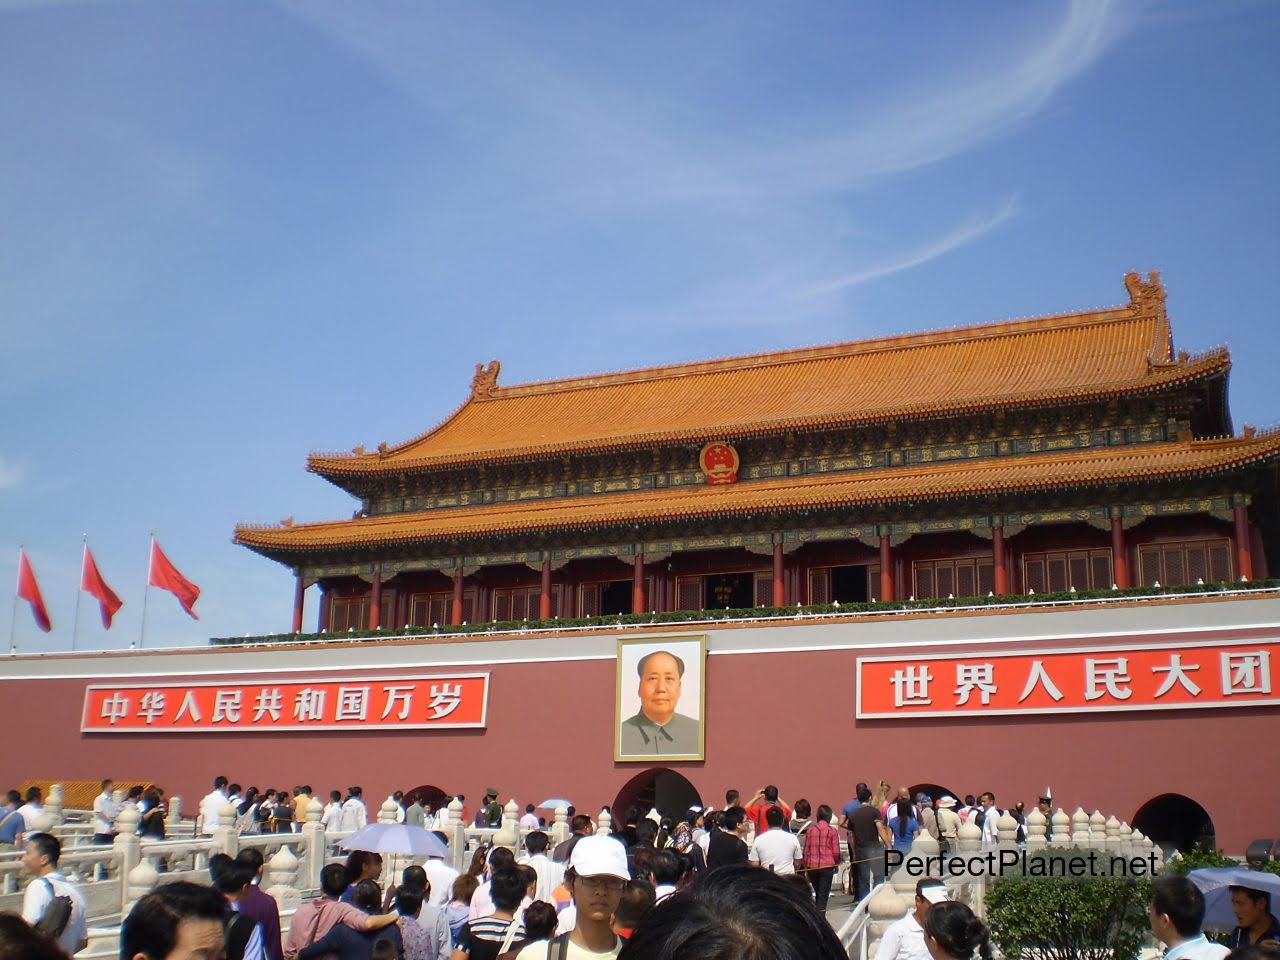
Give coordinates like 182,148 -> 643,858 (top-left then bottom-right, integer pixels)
1187,867 -> 1280,931
538,798 -> 573,809
339,823 -> 450,858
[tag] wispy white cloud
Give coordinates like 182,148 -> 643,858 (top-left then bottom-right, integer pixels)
271,0 -> 1128,330
277,0 -> 1128,211
802,195 -> 1022,299
752,0 -> 1129,192
0,455 -> 25,490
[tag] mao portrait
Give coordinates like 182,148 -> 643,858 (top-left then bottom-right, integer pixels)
615,635 -> 705,762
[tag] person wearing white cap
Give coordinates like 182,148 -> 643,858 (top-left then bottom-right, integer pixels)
548,835 -> 630,958
934,797 -> 961,849
874,878 -> 947,960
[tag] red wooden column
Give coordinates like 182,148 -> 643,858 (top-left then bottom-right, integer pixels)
540,557 -> 553,619
772,543 -> 785,607
1234,502 -> 1254,581
632,553 -> 646,614
992,527 -> 1008,595
1110,517 -> 1130,588
292,575 -> 305,633
368,570 -> 382,629
879,534 -> 895,602
451,567 -> 464,625
318,588 -> 331,632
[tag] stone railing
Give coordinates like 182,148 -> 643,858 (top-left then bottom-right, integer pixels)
8,790 -> 587,956
861,806 -> 1163,958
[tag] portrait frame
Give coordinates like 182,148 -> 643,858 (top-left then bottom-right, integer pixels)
615,633 -> 707,762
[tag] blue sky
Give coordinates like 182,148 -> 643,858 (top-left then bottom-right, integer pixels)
2,0 -> 1278,651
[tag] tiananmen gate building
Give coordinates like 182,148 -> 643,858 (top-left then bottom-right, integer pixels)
4,271 -> 1279,855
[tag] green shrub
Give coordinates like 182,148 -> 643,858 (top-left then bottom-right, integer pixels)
985,868 -> 1152,960
1163,848 -> 1238,874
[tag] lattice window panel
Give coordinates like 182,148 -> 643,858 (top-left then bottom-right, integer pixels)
914,566 -> 935,600
1138,539 -> 1232,588
808,569 -> 830,605
1022,549 -> 1112,592
868,563 -> 882,602
753,572 -> 773,607
912,558 -> 994,599
675,577 -> 702,612
330,597 -> 369,632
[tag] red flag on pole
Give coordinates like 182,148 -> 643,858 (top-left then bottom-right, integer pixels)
81,545 -> 123,629
17,549 -> 52,632
148,538 -> 200,619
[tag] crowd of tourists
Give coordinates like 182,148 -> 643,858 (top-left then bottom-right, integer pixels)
2,775 -> 1280,959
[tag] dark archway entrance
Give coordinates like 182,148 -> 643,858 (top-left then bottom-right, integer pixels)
404,783 -> 450,812
1133,793 -> 1216,854
612,769 -> 701,821
908,782 -> 959,805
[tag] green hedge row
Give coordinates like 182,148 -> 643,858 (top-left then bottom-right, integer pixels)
209,579 -> 1279,646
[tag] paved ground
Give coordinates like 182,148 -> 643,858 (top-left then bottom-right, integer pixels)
823,889 -> 860,932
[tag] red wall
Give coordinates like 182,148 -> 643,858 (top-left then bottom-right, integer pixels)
1,625 -> 1274,854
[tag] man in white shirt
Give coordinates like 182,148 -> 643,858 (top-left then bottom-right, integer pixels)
21,832 -> 88,957
16,786 -> 44,832
340,786 -> 368,832
321,789 -> 345,832
875,879 -> 947,960
519,804 -> 541,832
748,807 -> 803,875
1148,875 -> 1231,960
978,792 -> 1001,847
199,775 -> 230,835
424,850 -> 460,909
93,778 -> 120,844
517,831 -> 565,903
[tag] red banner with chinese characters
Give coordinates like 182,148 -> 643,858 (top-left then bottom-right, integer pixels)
857,640 -> 1278,719
81,673 -> 489,733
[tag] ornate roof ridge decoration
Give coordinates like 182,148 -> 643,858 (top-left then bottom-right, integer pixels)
1124,270 -> 1174,369
238,430 -> 1280,561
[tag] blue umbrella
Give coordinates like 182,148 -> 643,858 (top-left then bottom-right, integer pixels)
1187,867 -> 1280,931
538,798 -> 573,809
339,823 -> 450,858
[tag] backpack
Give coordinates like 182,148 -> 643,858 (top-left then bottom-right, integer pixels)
222,910 -> 256,960
35,878 -> 73,940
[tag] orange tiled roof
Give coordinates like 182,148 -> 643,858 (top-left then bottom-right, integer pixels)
238,431 -> 1280,557
308,272 -> 1226,478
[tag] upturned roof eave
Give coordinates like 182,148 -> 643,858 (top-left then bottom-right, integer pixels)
236,430 -> 1274,567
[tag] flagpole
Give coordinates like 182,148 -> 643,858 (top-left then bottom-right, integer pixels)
73,537 -> 86,652
138,533 -> 154,650
8,548 -> 20,656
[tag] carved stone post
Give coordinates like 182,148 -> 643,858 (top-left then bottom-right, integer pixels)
495,799 -> 520,853
1049,809 -> 1071,845
114,805 -> 142,916
550,806 -> 570,849
125,856 -> 160,911
166,796 -> 183,837
448,797 -> 467,872
212,801 -> 239,857
45,784 -> 65,827
300,796 -> 326,892
1025,809 -> 1047,851
266,844 -> 302,913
